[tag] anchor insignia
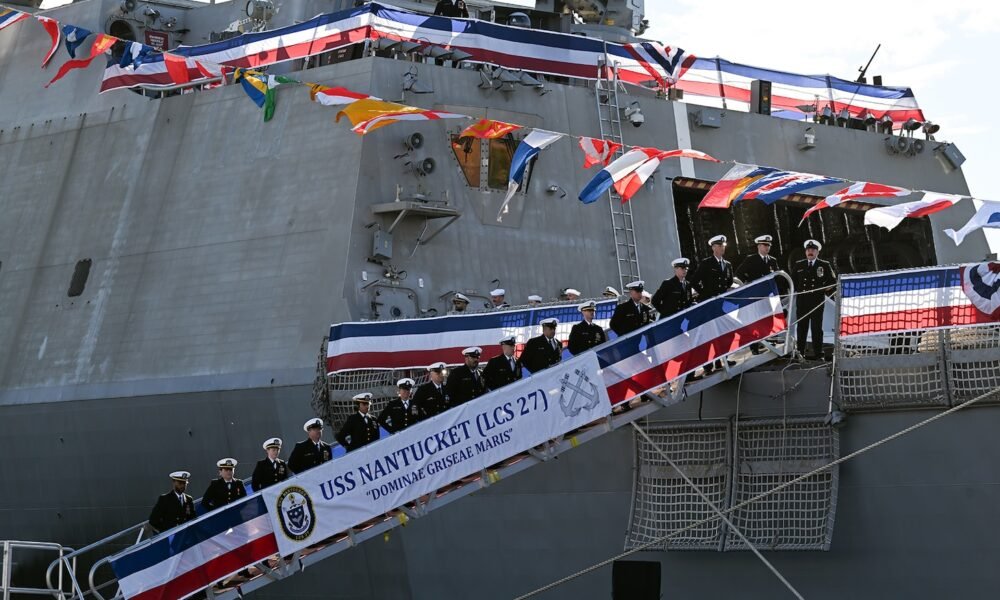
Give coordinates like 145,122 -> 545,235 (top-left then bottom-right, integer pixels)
558,368 -> 600,417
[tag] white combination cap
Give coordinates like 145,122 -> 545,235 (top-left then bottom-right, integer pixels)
804,239 -> 822,250
396,378 -> 415,388
603,286 -> 620,297
578,301 -> 597,312
452,293 -> 470,303
170,471 -> 191,482
540,317 -> 559,327
625,280 -> 644,291
427,361 -> 448,371
672,258 -> 690,267
754,234 -> 773,245
352,392 -> 373,402
709,234 -> 727,245
303,418 -> 324,431
500,335 -> 516,345
262,437 -> 282,450
217,458 -> 238,469
462,346 -> 483,357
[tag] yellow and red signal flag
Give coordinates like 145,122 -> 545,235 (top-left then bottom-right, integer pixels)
336,99 -> 468,135
46,34 -> 117,88
459,118 -> 522,139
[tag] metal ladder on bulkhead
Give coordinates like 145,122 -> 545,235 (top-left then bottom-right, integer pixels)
595,49 -> 641,289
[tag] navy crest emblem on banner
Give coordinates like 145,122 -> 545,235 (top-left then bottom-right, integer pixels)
558,368 -> 601,417
276,486 -> 316,542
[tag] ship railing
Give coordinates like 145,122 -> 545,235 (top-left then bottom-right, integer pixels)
53,275 -> 793,600
41,523 -> 146,600
315,278 -> 795,432
2,540 -> 77,600
833,264 -> 1000,411
315,295 -> 623,430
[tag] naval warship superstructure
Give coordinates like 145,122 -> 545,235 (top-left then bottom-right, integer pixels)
0,0 -> 997,598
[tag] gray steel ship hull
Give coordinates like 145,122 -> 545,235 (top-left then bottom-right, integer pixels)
2,4 -> 996,596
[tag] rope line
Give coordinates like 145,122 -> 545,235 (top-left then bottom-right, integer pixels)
512,386 -> 997,599
630,422 -> 806,599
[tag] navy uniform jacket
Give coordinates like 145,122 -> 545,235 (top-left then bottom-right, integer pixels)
336,412 -> 380,452
288,439 -> 333,474
609,300 -> 653,336
412,382 -> 449,420
651,277 -> 695,318
736,253 -> 780,283
691,255 -> 734,299
520,334 -> 562,374
446,364 -> 487,408
251,458 -> 289,492
482,353 -> 521,390
568,321 -> 607,355
148,491 -> 196,533
792,258 -> 837,302
378,398 -> 421,433
202,478 -> 247,511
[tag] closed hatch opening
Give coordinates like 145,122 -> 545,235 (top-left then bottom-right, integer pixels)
68,259 -> 92,297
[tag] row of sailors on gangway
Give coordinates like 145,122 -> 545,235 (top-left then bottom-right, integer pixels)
150,234 -> 835,533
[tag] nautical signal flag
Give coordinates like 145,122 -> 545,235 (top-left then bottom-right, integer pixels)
335,99 -> 468,135
498,129 -> 564,220
615,149 -> 719,203
578,137 -> 622,168
61,25 -> 92,59
118,41 -> 156,70
459,118 -> 522,139
166,58 -> 227,87
308,84 -> 376,106
579,148 -> 659,204
162,52 -> 191,84
865,192 -> 964,232
945,201 -> 1000,245
581,148 -> 719,205
46,34 -> 116,88
0,8 -> 29,32
800,182 -> 910,225
35,16 -> 61,68
698,164 -> 779,209
734,171 -> 842,205
699,165 -> 840,208
234,69 -> 298,122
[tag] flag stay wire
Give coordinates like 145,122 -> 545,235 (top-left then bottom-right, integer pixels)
513,385 -> 999,599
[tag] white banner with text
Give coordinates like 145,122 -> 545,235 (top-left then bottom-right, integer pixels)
262,353 -> 611,555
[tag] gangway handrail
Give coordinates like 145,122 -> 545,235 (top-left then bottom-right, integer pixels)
49,273 -> 796,600
3,540 -> 77,600
44,523 -> 145,600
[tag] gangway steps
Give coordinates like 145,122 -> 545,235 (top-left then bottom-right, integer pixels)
207,350 -> 782,599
